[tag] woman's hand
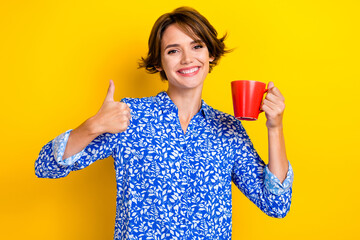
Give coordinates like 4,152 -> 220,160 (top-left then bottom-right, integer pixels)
261,82 -> 285,129
88,80 -> 131,135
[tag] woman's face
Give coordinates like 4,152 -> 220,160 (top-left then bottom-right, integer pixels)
157,24 -> 214,92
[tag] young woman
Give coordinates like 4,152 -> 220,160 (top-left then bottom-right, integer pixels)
36,7 -> 293,239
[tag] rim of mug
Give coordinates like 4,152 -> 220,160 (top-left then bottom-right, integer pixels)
231,80 -> 265,83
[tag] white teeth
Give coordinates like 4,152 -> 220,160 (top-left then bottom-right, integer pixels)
179,67 -> 199,74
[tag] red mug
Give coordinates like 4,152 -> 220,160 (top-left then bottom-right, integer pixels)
231,80 -> 268,120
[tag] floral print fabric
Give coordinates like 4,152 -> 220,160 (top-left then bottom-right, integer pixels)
35,91 -> 293,239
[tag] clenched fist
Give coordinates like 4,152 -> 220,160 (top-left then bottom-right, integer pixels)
89,80 -> 131,135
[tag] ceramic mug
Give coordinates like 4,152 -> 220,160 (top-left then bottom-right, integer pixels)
231,80 -> 268,120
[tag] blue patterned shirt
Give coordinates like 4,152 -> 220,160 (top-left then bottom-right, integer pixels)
35,91 -> 293,239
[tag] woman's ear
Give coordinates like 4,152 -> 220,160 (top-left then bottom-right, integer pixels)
209,56 -> 215,62
155,66 -> 163,71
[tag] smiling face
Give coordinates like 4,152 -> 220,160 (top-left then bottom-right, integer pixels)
157,24 -> 214,92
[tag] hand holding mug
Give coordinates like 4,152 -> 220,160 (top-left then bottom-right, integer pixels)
261,81 -> 285,129
90,80 -> 131,134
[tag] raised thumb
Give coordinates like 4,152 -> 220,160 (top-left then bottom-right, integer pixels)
104,80 -> 115,102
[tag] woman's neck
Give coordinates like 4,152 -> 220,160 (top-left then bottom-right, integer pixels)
166,86 -> 203,133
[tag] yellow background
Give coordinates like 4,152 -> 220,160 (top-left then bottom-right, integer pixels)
1,0 -> 359,239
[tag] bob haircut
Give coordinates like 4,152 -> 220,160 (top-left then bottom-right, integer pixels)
139,6 -> 231,81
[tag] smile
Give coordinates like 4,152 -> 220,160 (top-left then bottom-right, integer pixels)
177,67 -> 200,76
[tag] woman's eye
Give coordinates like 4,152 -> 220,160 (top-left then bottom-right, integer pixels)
167,49 -> 177,54
194,45 -> 203,49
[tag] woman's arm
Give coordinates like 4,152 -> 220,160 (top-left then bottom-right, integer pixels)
35,80 -> 131,178
267,127 -> 288,183
261,81 -> 288,183
231,119 -> 293,218
62,80 -> 131,160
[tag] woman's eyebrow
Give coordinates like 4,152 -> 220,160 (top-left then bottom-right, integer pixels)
164,44 -> 180,50
164,40 -> 204,51
192,39 -> 204,44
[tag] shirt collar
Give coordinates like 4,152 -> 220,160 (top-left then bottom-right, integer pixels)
155,91 -> 213,120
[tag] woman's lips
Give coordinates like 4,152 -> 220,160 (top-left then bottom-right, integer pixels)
177,66 -> 200,77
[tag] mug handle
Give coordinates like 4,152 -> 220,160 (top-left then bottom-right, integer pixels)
259,88 -> 268,113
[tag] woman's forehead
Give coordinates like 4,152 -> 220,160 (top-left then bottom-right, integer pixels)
161,24 -> 202,47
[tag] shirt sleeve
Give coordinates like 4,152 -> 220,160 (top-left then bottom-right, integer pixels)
264,161 -> 294,196
52,129 -> 86,166
35,130 -> 118,179
231,121 -> 293,218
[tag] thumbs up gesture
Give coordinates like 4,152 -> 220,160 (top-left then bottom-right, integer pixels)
90,80 -> 131,135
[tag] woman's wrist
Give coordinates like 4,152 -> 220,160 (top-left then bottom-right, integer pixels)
84,116 -> 104,137
267,123 -> 283,132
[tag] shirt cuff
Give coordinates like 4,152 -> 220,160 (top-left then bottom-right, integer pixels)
52,129 -> 85,166
264,161 -> 294,196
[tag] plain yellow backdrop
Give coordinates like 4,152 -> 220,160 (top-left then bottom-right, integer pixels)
1,0 -> 359,239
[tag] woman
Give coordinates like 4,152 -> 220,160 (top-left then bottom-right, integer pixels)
35,6 -> 293,239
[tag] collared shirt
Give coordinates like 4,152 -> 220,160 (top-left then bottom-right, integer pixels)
35,91 -> 293,240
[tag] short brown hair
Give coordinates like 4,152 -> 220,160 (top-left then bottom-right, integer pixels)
139,6 -> 231,80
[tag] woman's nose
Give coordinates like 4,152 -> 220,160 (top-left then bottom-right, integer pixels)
180,50 -> 193,65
